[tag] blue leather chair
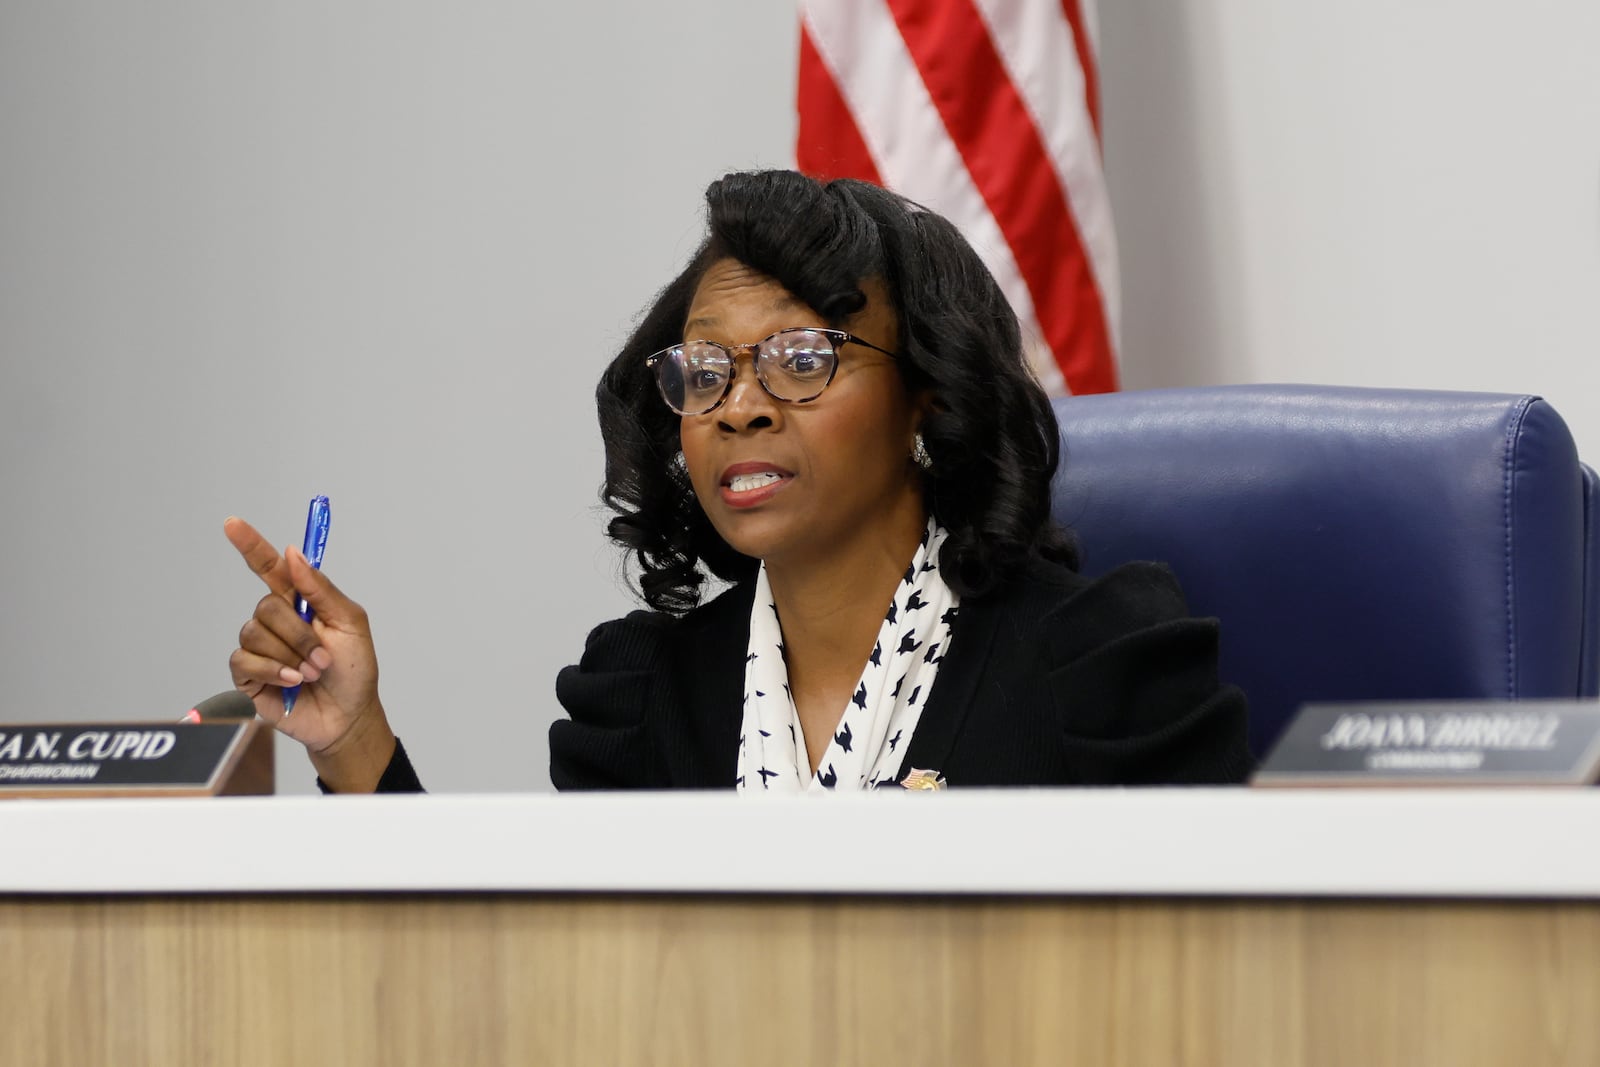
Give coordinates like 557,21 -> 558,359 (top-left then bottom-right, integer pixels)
1050,385 -> 1600,755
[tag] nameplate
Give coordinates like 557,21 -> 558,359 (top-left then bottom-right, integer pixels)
0,720 -> 273,798
1252,701 -> 1600,787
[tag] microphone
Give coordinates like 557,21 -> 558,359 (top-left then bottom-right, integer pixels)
183,689 -> 257,723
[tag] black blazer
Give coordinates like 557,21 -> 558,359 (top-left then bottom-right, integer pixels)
547,557 -> 1253,789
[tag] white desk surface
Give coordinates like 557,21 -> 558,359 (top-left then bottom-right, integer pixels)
3,788 -> 1598,898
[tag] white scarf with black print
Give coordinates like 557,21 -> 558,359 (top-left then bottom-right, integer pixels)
735,519 -> 958,793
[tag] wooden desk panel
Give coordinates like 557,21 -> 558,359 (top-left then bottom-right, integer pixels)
5,895 -> 1598,1067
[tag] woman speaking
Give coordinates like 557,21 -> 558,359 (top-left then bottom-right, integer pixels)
224,170 -> 1252,792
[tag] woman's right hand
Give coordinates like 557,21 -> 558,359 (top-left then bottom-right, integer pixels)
224,515 -> 396,791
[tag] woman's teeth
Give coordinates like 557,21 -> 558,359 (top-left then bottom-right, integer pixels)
729,472 -> 782,492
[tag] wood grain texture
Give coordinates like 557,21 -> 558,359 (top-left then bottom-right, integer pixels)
2,894 -> 1597,1067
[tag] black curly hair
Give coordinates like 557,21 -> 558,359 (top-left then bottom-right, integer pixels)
597,170 -> 1076,614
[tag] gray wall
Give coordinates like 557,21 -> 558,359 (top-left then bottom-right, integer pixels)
3,2 -> 1596,793
1099,1 -> 1600,428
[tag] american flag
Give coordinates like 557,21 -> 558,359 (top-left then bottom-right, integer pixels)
796,0 -> 1120,396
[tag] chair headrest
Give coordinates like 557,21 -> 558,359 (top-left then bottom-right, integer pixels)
1050,384 -> 1590,753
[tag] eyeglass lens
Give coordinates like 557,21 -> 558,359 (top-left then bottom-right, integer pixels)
655,329 -> 839,415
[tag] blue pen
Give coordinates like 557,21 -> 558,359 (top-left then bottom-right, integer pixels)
282,495 -> 331,715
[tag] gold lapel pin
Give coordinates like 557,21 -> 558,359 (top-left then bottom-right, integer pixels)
900,768 -> 948,791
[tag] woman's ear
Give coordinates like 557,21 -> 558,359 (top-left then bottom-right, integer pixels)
911,388 -> 943,435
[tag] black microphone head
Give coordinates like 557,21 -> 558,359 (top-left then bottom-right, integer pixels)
190,689 -> 257,721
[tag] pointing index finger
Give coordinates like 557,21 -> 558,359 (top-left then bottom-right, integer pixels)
224,516 -> 295,599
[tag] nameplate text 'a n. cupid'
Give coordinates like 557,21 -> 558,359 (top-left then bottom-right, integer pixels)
0,720 -> 273,798
1252,701 -> 1600,787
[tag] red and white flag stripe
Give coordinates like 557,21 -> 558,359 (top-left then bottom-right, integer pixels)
797,0 -> 1119,395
